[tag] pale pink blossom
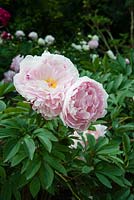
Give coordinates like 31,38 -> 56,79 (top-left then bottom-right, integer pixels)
13,52 -> 79,119
61,77 -> 108,131
88,39 -> 99,49
71,124 -> 107,148
3,70 -> 16,82
83,124 -> 107,140
10,55 -> 24,73
70,131 -> 82,148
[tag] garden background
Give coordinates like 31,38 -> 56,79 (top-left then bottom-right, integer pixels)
0,0 -> 134,199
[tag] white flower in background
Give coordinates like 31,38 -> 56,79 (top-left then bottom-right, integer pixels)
38,38 -> 45,46
28,31 -> 38,40
90,54 -> 99,62
80,40 -> 87,45
44,35 -> 55,45
71,43 -> 82,51
82,44 -> 89,51
106,50 -> 116,60
3,70 -> 16,83
83,124 -> 107,140
88,39 -> 99,49
92,35 -> 99,41
87,34 -> 92,39
125,58 -> 130,64
15,30 -> 25,38
10,55 -> 24,73
0,38 -> 3,44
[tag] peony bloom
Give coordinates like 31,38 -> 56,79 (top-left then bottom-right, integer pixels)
38,38 -> 45,46
28,31 -> 38,40
44,35 -> 55,45
88,39 -> 99,49
3,70 -> 16,83
0,7 -> 11,26
61,77 -> 108,131
10,55 -> 24,73
15,30 -> 25,38
13,52 -> 79,119
1,31 -> 13,40
106,50 -> 116,60
83,124 -> 107,140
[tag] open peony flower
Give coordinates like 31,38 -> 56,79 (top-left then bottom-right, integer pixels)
10,55 -> 24,73
15,30 -> 25,38
60,77 -> 108,131
28,31 -> 38,40
13,52 -> 79,119
83,124 -> 107,140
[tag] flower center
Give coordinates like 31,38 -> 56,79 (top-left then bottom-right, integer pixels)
45,78 -> 57,88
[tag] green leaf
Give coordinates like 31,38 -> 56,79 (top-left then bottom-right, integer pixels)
24,135 -> 36,160
4,141 -> 21,162
25,158 -> 41,180
39,164 -> 54,189
0,166 -> 6,178
105,174 -> 125,187
29,176 -> 40,198
11,152 -> 27,167
0,100 -> 6,112
45,154 -> 67,175
114,74 -> 123,90
95,137 -> 109,151
82,166 -> 94,174
122,133 -> 131,153
95,173 -> 112,188
37,134 -> 52,152
86,134 -> 96,149
34,128 -> 58,141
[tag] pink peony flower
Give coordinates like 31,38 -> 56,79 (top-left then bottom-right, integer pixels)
0,8 -> 11,26
60,77 -> 108,131
83,124 -> 107,140
3,70 -> 16,82
13,52 -> 79,119
10,55 -> 24,73
88,39 -> 99,49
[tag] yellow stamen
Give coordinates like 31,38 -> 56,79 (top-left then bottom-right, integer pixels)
45,78 -> 57,88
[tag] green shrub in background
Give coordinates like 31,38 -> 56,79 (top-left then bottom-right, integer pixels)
0,0 -> 133,45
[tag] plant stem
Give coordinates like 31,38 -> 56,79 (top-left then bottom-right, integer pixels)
55,171 -> 81,200
130,8 -> 134,46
